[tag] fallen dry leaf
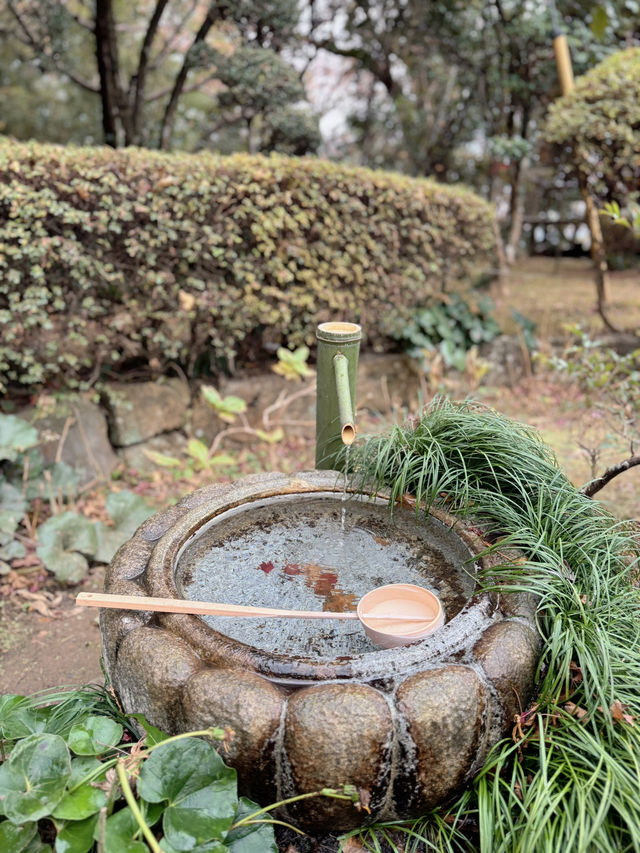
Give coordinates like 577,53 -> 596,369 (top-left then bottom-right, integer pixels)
610,699 -> 636,726
564,702 -> 588,720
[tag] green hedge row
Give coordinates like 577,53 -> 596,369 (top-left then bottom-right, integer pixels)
0,139 -> 495,392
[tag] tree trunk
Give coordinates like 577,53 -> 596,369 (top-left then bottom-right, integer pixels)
158,4 -> 221,150
577,171 -> 612,326
94,0 -> 120,146
131,0 -> 170,145
505,155 -> 529,264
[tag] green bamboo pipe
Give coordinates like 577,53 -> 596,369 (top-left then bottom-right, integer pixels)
315,322 -> 361,470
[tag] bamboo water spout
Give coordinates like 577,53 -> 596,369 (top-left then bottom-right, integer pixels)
315,322 -> 361,469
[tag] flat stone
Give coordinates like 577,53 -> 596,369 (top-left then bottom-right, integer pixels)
103,379 -> 190,447
283,683 -> 393,830
473,620 -> 540,724
114,626 -> 203,734
190,373 -> 315,443
181,668 -> 284,803
395,665 -> 486,812
118,430 -> 187,472
19,396 -> 119,487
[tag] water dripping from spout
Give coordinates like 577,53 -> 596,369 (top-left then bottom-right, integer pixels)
341,445 -> 350,532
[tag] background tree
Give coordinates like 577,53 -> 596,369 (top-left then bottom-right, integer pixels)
0,0 -> 319,153
305,0 -> 640,259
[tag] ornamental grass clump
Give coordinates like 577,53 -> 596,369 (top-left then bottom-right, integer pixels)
348,398 -> 640,852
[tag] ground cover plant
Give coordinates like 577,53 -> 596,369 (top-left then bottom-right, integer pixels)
0,685 -> 368,852
346,398 -> 640,852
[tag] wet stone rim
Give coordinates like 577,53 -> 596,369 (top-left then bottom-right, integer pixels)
102,470 -> 540,831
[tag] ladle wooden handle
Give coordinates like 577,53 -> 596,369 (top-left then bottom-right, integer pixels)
76,592 -> 432,623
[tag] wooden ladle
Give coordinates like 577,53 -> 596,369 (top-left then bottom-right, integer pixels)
76,583 -> 444,648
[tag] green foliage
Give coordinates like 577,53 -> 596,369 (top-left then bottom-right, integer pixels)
349,398 -> 640,852
33,490 -> 153,583
0,692 -> 272,852
0,685 -> 365,852
272,346 -> 313,381
386,294 -> 501,371
543,47 -> 640,203
0,139 -> 496,393
36,512 -> 98,585
201,388 -> 247,424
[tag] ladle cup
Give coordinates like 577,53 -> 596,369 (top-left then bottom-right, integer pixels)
76,583 -> 444,648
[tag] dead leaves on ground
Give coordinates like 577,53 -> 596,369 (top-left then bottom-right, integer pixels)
1,568 -> 66,618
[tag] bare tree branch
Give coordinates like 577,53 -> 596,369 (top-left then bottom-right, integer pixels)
131,0 -> 170,142
581,455 -> 640,498
158,2 -> 227,149
148,0 -> 200,70
6,0 -> 98,92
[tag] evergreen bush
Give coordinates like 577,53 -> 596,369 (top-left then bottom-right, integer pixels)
543,47 -> 640,203
0,139 -> 495,392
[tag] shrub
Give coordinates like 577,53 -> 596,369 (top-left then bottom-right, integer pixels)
543,47 -> 640,203
0,138 -> 495,392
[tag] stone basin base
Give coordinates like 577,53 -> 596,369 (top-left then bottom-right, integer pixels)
101,471 -> 540,832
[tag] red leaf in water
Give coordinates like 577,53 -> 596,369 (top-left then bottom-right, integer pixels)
283,563 -> 302,576
257,561 -> 275,574
315,571 -> 338,596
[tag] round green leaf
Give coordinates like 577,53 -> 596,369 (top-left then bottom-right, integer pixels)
138,738 -> 237,848
51,783 -> 107,821
0,733 -> 71,823
0,415 -> 39,462
67,715 -> 123,755
96,808 -> 149,853
54,815 -> 98,853
0,820 -> 38,852
225,798 -> 277,853
0,695 -> 52,740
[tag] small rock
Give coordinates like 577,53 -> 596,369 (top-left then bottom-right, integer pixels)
103,378 -> 190,446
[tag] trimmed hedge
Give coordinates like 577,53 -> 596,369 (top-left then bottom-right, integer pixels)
0,139 -> 495,392
544,47 -> 640,202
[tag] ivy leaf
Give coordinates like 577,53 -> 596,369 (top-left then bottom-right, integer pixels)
36,512 -> 97,584
201,386 -> 247,423
0,733 -> 71,823
0,481 -> 28,519
0,415 -> 39,462
254,428 -> 283,445
0,820 -> 38,852
138,737 -> 238,849
272,346 -> 313,381
95,808 -> 148,853
105,490 -> 154,530
54,814 -> 98,853
0,695 -> 52,740
127,713 -> 170,747
185,438 -> 210,468
67,715 -> 123,755
225,797 -> 277,853
51,784 -> 107,821
142,449 -> 183,469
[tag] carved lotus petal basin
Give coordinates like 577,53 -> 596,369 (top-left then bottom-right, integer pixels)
101,471 -> 540,832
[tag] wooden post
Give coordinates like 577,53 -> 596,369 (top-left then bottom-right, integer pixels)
551,18 -> 611,310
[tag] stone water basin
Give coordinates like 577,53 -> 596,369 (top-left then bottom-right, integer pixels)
101,470 -> 540,832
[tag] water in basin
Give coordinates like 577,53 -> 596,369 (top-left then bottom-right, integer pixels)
176,496 -> 476,658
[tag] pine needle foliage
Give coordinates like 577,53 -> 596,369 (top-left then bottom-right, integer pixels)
347,398 -> 640,853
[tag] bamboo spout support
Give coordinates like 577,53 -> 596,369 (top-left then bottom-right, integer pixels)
315,321 -> 361,470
